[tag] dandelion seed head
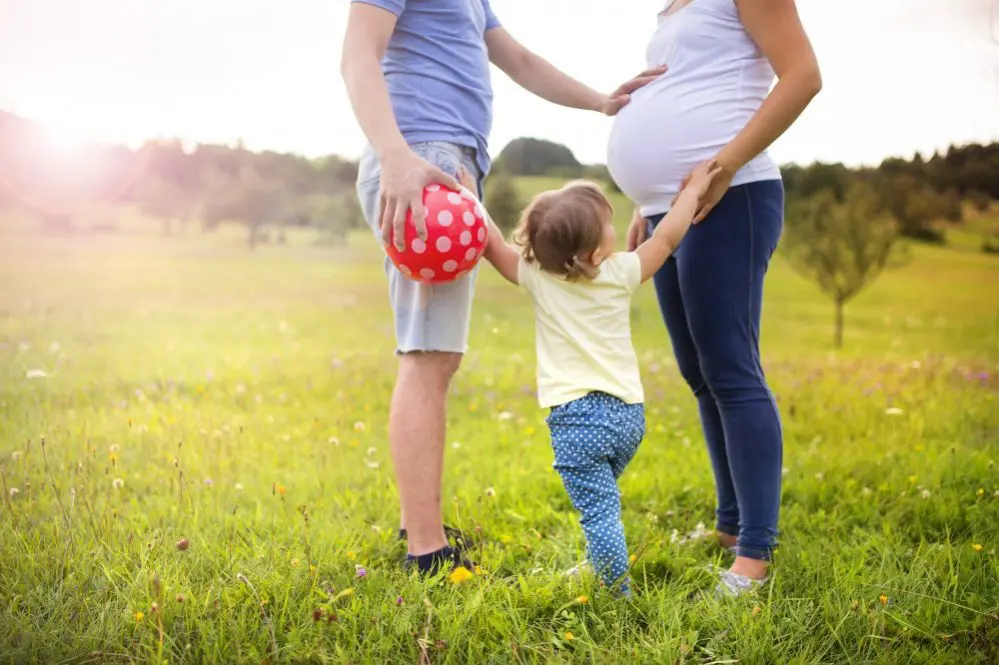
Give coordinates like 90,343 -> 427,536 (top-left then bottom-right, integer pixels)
921,489 -> 931,499
353,421 -> 366,433
112,478 -> 124,490
9,488 -> 19,497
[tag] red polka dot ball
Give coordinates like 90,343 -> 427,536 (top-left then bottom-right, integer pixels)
385,184 -> 488,284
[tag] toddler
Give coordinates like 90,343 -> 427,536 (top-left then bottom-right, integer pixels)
461,161 -> 719,594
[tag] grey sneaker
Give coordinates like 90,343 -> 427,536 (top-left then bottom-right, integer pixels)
714,570 -> 767,599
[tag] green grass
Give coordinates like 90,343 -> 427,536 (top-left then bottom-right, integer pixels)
1,205 -> 998,663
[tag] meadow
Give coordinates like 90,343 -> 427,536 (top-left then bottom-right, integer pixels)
1,186 -> 997,663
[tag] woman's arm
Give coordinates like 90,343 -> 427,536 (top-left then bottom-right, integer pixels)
485,27 -> 667,116
694,0 -> 822,222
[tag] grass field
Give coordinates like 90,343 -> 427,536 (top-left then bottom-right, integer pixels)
1,188 -> 998,663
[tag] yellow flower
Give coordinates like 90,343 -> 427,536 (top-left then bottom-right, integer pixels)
575,595 -> 589,605
309,565 -> 317,574
135,611 -> 144,622
908,475 -> 917,484
346,551 -> 356,560
500,534 -> 513,544
977,488 -> 985,497
628,554 -> 637,564
291,558 -> 300,567
524,426 -> 536,436
109,453 -> 118,463
751,605 -> 762,617
276,485 -> 286,496
468,403 -> 478,412
972,543 -> 983,552
564,631 -> 574,641
879,595 -> 889,606
448,567 -> 473,584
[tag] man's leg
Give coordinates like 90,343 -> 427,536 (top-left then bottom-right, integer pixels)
391,351 -> 461,556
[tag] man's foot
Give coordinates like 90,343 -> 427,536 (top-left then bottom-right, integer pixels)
398,525 -> 471,551
404,545 -> 477,577
714,570 -> 768,599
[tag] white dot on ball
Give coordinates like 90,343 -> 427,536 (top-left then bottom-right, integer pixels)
427,184 -> 441,192
443,260 -> 458,273
475,203 -> 485,218
447,193 -> 462,205
460,231 -> 472,246
438,210 -> 453,226
420,268 -> 435,280
460,188 -> 476,201
477,227 -> 486,242
463,211 -> 475,226
411,238 -> 426,254
465,248 -> 477,261
436,236 -> 452,253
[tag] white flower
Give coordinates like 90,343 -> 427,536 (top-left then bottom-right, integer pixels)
109,444 -> 120,453
862,487 -> 873,496
885,407 -> 904,416
366,447 -> 377,456
9,487 -> 19,497
364,460 -> 380,469
497,411 -> 513,421
451,441 -> 462,449
353,421 -> 366,433
112,478 -> 124,490
234,483 -> 244,491
11,451 -> 21,461
485,487 -> 496,497
815,472 -> 824,481
17,342 -> 31,352
921,489 -> 931,499
235,384 -> 247,394
26,369 -> 49,379
328,437 -> 340,446
49,341 -> 61,353
781,467 -> 790,476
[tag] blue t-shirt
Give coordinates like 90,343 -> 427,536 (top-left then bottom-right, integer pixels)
352,0 -> 500,176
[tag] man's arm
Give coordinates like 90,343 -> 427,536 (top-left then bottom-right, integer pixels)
340,3 -> 458,250
485,27 -> 666,116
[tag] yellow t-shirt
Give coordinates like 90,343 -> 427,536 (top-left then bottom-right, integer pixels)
518,252 -> 644,409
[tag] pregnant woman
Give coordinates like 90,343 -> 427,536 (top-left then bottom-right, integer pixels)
607,0 -> 821,596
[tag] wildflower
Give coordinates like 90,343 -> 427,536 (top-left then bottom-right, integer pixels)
291,558 -> 300,567
328,436 -> 340,446
396,596 -> 405,606
752,605 -> 762,617
355,565 -> 367,578
364,460 -> 380,469
203,478 -> 213,488
909,475 -> 917,484
972,543 -> 983,552
312,608 -> 323,622
135,611 -> 145,622
500,534 -> 513,544
448,567 -> 473,584
977,488 -> 985,498
353,421 -> 366,433
176,539 -> 190,551
366,447 -> 377,456
879,595 -> 889,606
327,614 -> 338,623
451,441 -> 462,449
524,426 -> 536,436
575,595 -> 589,605
814,472 -> 824,481
468,403 -> 478,412
629,554 -> 637,564
921,489 -> 932,499
309,565 -> 317,574
862,487 -> 873,496
175,594 -> 185,603
112,478 -> 124,490
497,411 -> 513,421
276,485 -> 286,496
235,483 -> 244,491
346,551 -> 356,560
109,453 -> 118,464
9,488 -> 19,497
564,631 -> 574,641
10,451 -> 20,461
109,444 -> 120,453
885,407 -> 904,416
150,602 -> 159,613
26,369 -> 49,379
485,487 -> 496,498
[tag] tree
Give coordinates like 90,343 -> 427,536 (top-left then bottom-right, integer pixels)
137,178 -> 193,235
305,192 -> 364,246
783,183 -> 905,347
484,168 -> 523,236
495,138 -> 581,176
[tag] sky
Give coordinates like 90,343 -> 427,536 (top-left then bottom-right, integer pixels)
1,0 -> 997,167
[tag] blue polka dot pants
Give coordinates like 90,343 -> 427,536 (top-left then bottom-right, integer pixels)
547,392 -> 645,595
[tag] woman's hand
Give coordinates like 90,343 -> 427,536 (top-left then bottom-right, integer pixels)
626,207 -> 648,251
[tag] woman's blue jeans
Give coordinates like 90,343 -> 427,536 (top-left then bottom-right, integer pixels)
647,179 -> 784,561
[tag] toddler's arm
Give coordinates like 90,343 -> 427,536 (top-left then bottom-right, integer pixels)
458,166 -> 520,286
635,160 -> 721,283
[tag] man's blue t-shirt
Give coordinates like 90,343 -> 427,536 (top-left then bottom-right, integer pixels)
352,0 -> 500,176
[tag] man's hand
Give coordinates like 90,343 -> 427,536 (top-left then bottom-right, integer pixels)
626,207 -> 648,251
598,66 -> 668,116
457,165 -> 477,196
379,146 -> 460,251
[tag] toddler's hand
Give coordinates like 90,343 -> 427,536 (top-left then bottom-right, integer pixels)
686,160 -> 723,200
457,165 -> 477,196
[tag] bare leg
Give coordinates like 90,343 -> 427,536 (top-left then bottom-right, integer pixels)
390,351 -> 461,556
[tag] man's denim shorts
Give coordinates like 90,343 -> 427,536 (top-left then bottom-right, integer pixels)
355,141 -> 483,354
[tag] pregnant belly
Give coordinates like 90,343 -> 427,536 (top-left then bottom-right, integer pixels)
607,85 -> 747,215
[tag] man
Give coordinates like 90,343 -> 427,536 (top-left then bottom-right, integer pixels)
342,0 -> 663,575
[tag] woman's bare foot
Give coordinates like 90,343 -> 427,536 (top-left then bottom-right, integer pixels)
729,555 -> 769,581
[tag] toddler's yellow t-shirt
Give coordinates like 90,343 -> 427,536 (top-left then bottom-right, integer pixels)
518,252 -> 644,409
